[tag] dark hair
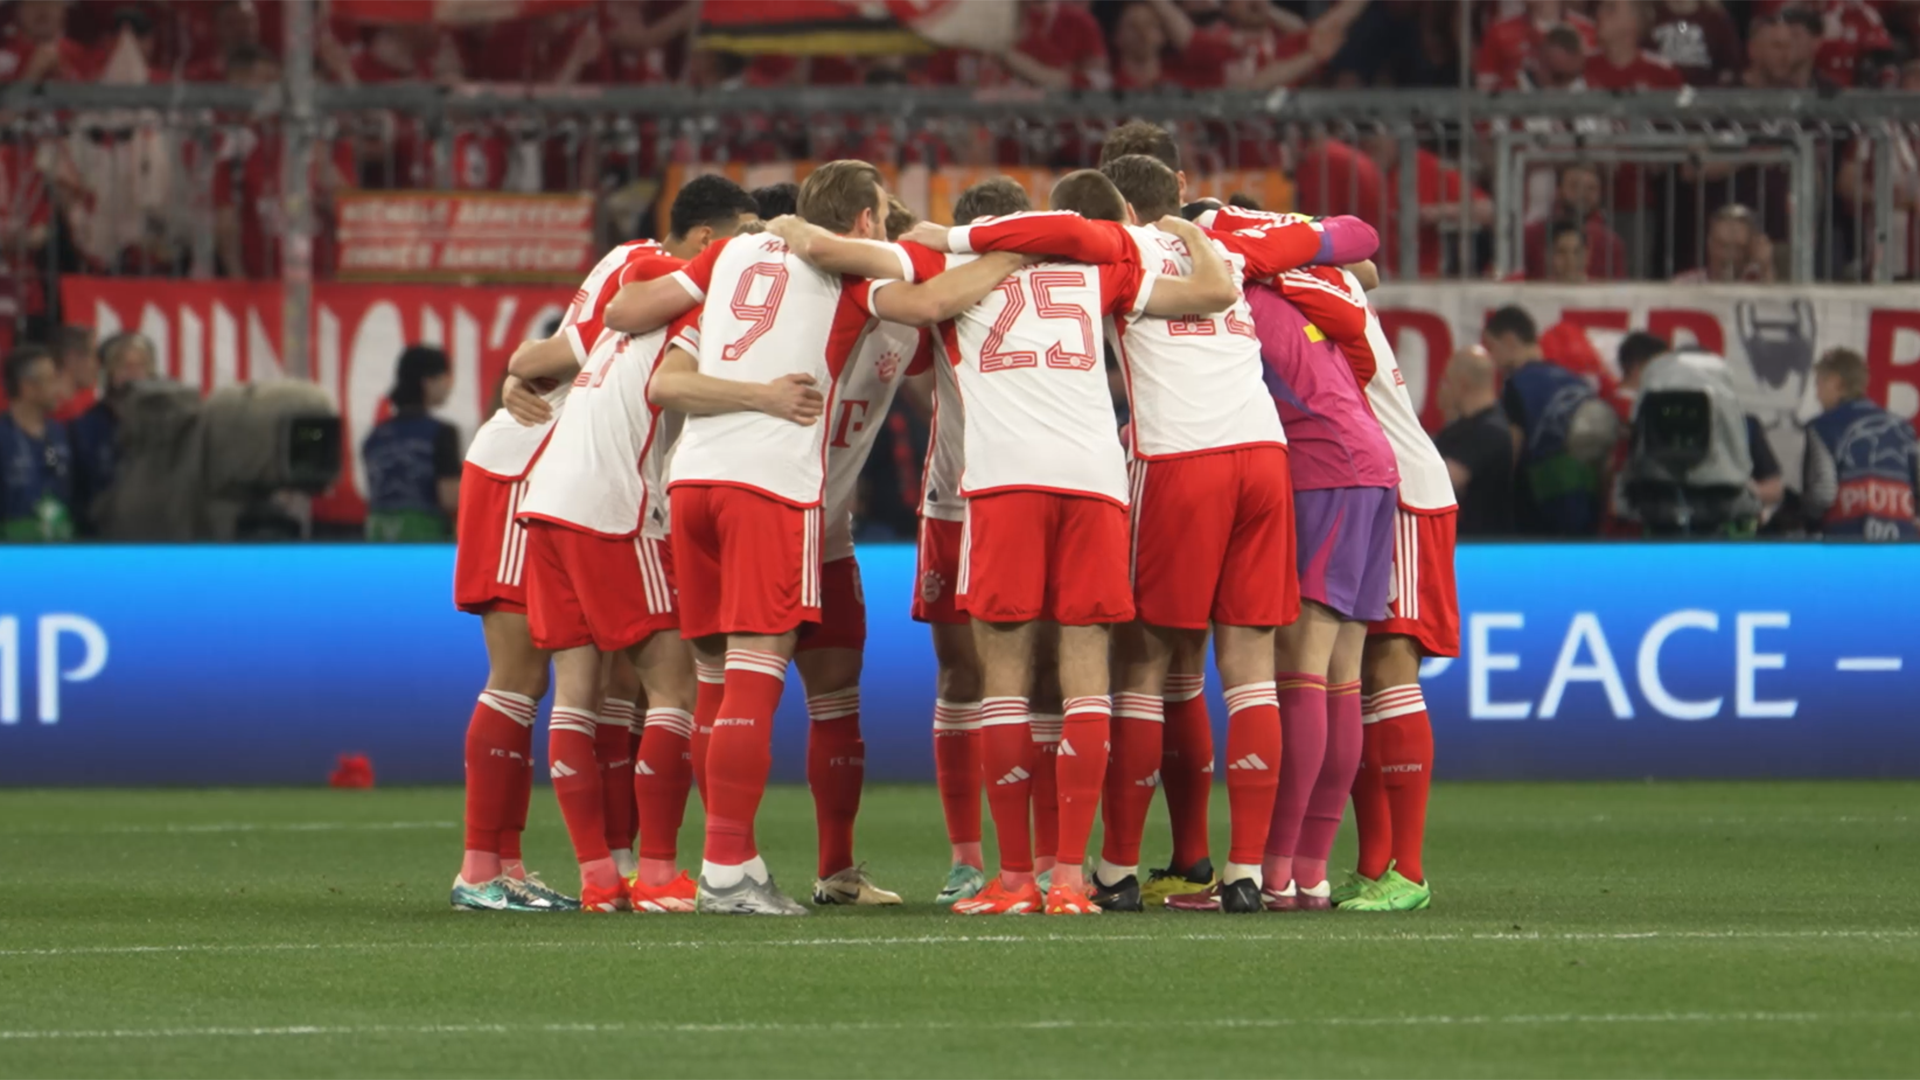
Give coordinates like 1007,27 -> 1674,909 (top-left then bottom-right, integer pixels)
1485,306 -> 1538,344
1617,331 -> 1669,377
3,344 -> 52,399
1549,219 -> 1588,248
390,344 -> 450,410
1227,191 -> 1263,211
1542,24 -> 1586,54
798,160 -> 884,234
53,324 -> 92,360
1778,5 -> 1823,36
1180,198 -> 1224,221
1050,169 -> 1128,223
669,174 -> 758,240
1100,120 -> 1180,172
1101,154 -> 1182,222
952,177 -> 1031,224
751,182 -> 798,220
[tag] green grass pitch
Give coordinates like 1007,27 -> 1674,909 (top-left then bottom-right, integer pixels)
2,781 -> 1917,1078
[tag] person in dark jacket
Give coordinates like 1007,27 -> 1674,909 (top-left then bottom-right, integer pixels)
0,345 -> 74,541
1804,347 -> 1918,540
363,344 -> 460,541
67,331 -> 158,535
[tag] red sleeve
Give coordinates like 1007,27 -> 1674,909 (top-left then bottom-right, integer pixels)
1207,219 -> 1323,281
1175,28 -> 1240,88
953,213 -> 1132,265
899,240 -> 949,284
841,276 -> 886,319
1273,268 -> 1369,349
568,252 -> 686,363
670,237 -> 729,301
905,329 -> 934,376
616,252 -> 686,287
1099,258 -> 1149,317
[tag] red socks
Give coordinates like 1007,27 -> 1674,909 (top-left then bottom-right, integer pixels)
1297,679 -> 1364,871
1266,672 -> 1327,863
547,706 -> 612,873
691,659 -> 725,806
596,699 -> 638,856
1352,705 -> 1394,879
462,690 -> 535,857
1161,673 -> 1213,871
1053,697 -> 1111,870
1101,691 -> 1163,871
1222,680 -> 1281,868
634,706 -> 694,863
1029,713 -> 1061,871
979,697 -> 1034,875
702,649 -> 787,868
932,700 -> 983,849
807,687 -> 865,878
1374,684 -> 1434,884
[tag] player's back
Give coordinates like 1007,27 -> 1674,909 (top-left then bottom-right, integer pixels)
822,319 -> 923,559
1246,278 -> 1397,492
945,256 -> 1128,504
670,234 -> 876,508
1113,222 -> 1283,459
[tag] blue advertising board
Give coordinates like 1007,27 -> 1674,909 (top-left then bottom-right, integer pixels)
0,543 -> 1915,785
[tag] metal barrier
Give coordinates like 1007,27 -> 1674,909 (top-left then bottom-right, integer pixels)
4,83 -> 1919,348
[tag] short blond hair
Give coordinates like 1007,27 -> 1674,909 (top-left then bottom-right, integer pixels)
798,160 -> 883,234
1815,347 -> 1868,400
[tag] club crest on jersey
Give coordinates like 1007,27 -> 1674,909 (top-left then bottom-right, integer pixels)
876,350 -> 902,382
920,568 -> 945,603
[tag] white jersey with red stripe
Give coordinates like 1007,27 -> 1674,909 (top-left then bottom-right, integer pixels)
666,234 -> 901,507
464,238 -> 665,479
918,348 -> 967,522
516,312 -> 697,540
1110,223 -> 1285,459
1332,274 -> 1456,512
899,240 -> 1153,506
822,319 -> 926,561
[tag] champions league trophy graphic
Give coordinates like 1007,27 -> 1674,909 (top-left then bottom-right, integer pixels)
1734,299 -> 1820,489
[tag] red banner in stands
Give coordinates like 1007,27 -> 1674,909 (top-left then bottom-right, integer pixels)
330,1 -> 592,25
699,0 -> 1015,54
334,191 -> 597,284
60,277 -> 572,525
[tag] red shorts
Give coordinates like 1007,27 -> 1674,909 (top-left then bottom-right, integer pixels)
798,556 -> 866,652
670,484 -> 822,640
523,521 -> 678,652
911,516 -> 967,626
961,490 -> 1134,625
1130,445 -> 1298,630
1367,505 -> 1460,657
453,464 -> 528,615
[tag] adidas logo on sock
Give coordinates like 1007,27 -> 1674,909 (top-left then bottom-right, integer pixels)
1201,762 -> 1215,774
995,766 -> 1031,785
635,760 -> 655,776
1058,740 -> 1077,757
1134,768 -> 1161,788
549,761 -> 577,779
1228,753 -> 1270,772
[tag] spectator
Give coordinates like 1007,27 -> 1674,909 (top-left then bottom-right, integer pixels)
1835,62 -> 1920,278
67,330 -> 154,536
1648,0 -> 1741,87
184,0 -> 267,82
1474,0 -> 1595,90
1485,305 -> 1617,536
1585,0 -> 1684,90
1674,204 -> 1775,283
1744,10 -> 1834,91
1526,23 -> 1589,91
1523,162 -> 1628,280
1434,346 -> 1515,536
1803,346 -> 1919,540
1545,220 -> 1589,283
1786,0 -> 1897,88
1294,133 -> 1386,222
48,324 -> 94,422
596,0 -> 698,85
1359,127 -> 1490,278
1147,0 -> 1359,90
1108,1 -> 1184,90
362,345 -> 459,542
0,344 -> 73,540
0,0 -> 94,83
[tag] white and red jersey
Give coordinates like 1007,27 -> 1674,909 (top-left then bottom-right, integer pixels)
919,343 -> 967,523
952,212 -> 1330,460
464,239 -> 666,481
1282,266 -> 1455,512
517,310 -> 698,540
666,233 -> 906,507
900,233 -> 1153,506
822,319 -> 930,561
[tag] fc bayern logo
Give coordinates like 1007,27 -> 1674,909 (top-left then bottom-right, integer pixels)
877,351 -> 902,382
920,569 -> 944,603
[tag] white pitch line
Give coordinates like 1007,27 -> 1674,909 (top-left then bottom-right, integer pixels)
3,928 -> 1915,960
1836,657 -> 1903,672
1,1011 -> 1912,1042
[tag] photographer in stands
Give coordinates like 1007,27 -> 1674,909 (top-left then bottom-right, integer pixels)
363,345 -> 461,542
1803,347 -> 1919,541
1,344 -> 75,541
1485,306 -> 1618,536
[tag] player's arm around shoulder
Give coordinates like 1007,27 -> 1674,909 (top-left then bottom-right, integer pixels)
647,344 -> 824,426
870,250 -> 1025,328
1140,215 -> 1238,316
506,333 -> 578,383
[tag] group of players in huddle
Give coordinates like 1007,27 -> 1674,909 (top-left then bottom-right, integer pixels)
445,120 -> 1459,918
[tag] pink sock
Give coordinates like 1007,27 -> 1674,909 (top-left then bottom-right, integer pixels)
1295,680 -> 1364,886
1264,672 -> 1327,887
